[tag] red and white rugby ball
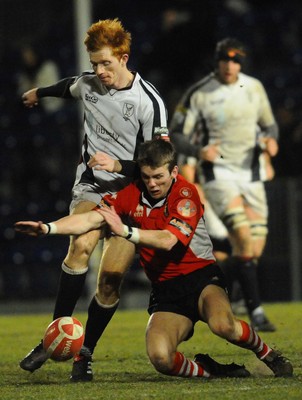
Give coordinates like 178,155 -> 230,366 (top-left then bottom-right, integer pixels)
43,316 -> 84,361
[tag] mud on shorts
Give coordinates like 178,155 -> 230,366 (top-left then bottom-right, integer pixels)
148,264 -> 227,338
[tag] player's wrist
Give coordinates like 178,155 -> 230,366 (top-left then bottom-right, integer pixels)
44,222 -> 58,235
122,224 -> 140,244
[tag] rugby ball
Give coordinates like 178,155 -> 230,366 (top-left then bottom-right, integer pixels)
43,316 -> 84,361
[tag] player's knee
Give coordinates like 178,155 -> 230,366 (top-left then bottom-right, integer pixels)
208,313 -> 236,340
68,235 -> 96,260
148,349 -> 174,374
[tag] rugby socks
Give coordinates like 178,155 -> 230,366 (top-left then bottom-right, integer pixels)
170,352 -> 210,378
218,257 -> 237,296
83,295 -> 119,354
53,263 -> 88,320
234,256 -> 261,313
231,320 -> 271,359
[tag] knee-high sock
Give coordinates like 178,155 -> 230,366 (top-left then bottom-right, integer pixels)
53,263 -> 88,320
230,320 -> 271,359
84,296 -> 119,354
170,352 -> 210,378
218,257 -> 236,298
234,257 -> 261,313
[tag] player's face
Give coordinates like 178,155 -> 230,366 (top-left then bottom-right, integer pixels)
217,60 -> 241,84
89,46 -> 128,89
141,165 -> 178,200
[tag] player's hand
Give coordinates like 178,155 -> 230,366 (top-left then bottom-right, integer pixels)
22,88 -> 39,108
200,141 -> 221,162
260,137 -> 279,157
97,206 -> 124,236
88,152 -> 121,173
14,221 -> 47,236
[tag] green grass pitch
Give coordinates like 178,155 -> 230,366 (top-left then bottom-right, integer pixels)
0,302 -> 301,400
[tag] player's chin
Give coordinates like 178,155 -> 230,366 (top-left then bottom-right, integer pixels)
150,191 -> 161,199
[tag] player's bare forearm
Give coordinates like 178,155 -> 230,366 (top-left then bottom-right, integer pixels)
137,228 -> 178,250
99,206 -> 178,250
15,211 -> 104,237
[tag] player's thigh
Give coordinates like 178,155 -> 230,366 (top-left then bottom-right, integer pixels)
70,200 -> 98,215
199,285 -> 237,338
100,235 -> 136,274
65,200 -> 101,267
204,180 -> 241,217
146,311 -> 193,359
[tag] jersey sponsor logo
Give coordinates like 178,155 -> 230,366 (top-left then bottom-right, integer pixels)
85,93 -> 98,103
179,187 -> 193,198
134,204 -> 144,218
169,217 -> 192,237
177,199 -> 197,217
95,124 -> 122,145
123,103 -> 134,120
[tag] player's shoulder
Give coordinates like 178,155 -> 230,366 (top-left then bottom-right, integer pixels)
239,72 -> 263,88
135,72 -> 163,98
174,175 -> 200,199
71,70 -> 97,87
182,73 -> 218,103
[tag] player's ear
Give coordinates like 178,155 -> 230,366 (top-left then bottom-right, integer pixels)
171,165 -> 178,179
120,54 -> 129,66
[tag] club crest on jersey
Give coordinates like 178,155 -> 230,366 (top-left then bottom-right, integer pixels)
169,217 -> 192,237
134,204 -> 144,218
177,199 -> 197,217
123,103 -> 134,120
180,187 -> 192,198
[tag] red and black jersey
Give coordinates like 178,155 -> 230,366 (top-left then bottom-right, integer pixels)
96,174 -> 215,283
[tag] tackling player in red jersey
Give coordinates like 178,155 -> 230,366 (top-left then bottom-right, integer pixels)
15,139 -> 293,381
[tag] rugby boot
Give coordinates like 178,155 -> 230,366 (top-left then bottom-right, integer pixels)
194,353 -> 250,378
19,340 -> 48,372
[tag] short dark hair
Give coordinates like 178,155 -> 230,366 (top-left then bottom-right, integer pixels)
137,139 -> 177,173
215,37 -> 246,65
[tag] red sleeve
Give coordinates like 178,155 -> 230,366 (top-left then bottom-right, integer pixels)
165,180 -> 203,246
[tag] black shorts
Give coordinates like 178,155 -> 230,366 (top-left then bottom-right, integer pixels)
148,264 -> 227,325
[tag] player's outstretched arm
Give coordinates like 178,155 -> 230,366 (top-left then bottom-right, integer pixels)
99,206 -> 178,250
15,211 -> 105,237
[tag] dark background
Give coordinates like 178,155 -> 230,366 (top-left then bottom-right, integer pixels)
0,0 -> 301,304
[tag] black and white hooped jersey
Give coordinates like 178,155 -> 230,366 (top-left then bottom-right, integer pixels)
69,71 -> 168,195
170,72 -> 278,182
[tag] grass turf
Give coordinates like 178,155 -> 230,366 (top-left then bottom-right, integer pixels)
0,302 -> 301,399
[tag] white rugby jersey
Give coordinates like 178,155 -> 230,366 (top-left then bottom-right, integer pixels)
170,72 -> 278,182
69,71 -> 168,195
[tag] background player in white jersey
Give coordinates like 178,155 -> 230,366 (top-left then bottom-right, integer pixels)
19,18 -> 169,380
169,37 -> 278,332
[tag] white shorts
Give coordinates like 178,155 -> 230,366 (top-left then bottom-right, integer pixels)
203,180 -> 268,221
69,183 -> 107,212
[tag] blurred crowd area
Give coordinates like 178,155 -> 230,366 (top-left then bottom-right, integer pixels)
0,0 -> 302,301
